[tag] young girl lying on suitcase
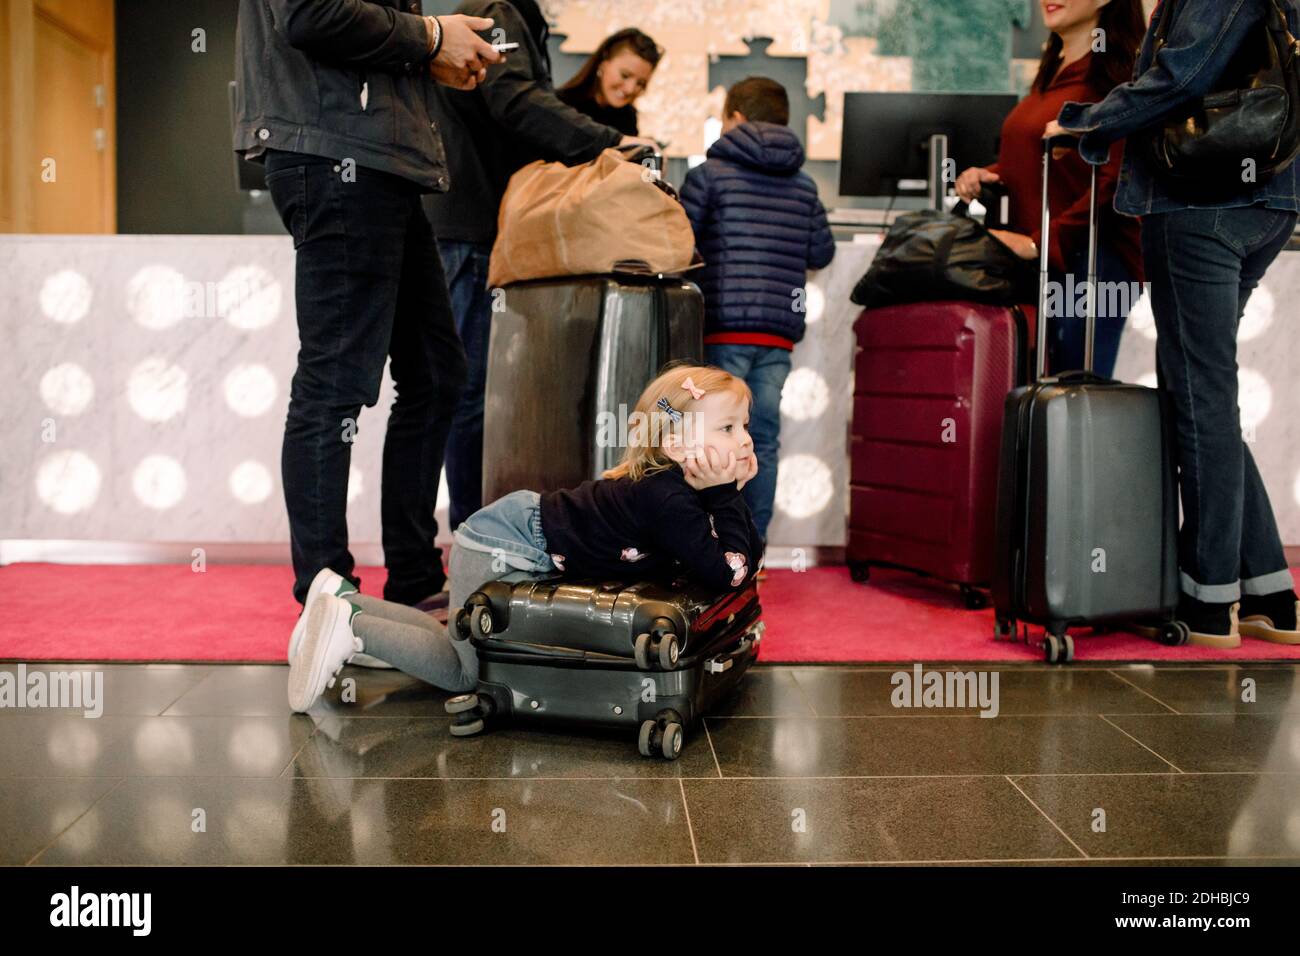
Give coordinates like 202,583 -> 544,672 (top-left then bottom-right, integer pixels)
287,363 -> 764,712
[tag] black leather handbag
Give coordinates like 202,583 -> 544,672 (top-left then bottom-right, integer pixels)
1141,0 -> 1300,189
851,203 -> 1036,310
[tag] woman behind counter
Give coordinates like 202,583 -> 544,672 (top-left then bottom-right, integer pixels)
956,0 -> 1146,377
556,28 -> 662,137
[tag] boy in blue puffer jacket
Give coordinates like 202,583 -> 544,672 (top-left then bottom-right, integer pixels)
679,76 -> 835,544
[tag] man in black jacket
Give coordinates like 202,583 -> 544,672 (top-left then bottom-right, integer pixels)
425,0 -> 655,534
234,0 -> 501,612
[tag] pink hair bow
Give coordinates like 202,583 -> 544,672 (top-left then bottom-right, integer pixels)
681,376 -> 706,400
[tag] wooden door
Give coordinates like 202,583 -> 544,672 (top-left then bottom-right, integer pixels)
1,0 -> 115,233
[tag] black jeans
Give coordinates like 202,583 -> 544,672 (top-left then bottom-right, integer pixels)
266,154 -> 467,605
1141,205 -> 1296,604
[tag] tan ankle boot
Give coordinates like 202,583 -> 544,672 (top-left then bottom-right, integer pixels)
1185,602 -> 1241,649
1239,600 -> 1300,644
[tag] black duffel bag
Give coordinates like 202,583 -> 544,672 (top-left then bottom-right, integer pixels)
850,204 -> 1036,310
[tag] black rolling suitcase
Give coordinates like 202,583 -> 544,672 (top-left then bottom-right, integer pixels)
444,576 -> 763,759
481,275 -> 704,506
992,139 -> 1183,663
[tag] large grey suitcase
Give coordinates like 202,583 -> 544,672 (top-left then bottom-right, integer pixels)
444,577 -> 763,760
991,139 -> 1182,663
481,276 -> 703,506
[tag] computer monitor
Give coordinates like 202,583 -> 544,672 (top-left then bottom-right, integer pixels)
839,92 -> 1019,198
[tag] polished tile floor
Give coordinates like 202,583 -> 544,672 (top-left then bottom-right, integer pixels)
2,661 -> 1299,865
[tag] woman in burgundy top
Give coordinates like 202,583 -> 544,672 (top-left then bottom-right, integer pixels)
956,0 -> 1146,377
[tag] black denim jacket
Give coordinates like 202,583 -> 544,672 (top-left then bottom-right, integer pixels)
234,0 -> 450,193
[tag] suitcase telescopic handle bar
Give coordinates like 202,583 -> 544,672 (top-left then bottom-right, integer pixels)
1037,135 -> 1100,381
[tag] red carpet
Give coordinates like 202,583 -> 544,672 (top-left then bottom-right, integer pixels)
1,562 -> 1297,663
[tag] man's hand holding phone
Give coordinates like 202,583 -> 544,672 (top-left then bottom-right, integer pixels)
427,15 -> 503,90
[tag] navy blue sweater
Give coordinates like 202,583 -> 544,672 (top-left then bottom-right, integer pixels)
680,122 -> 836,345
539,465 -> 764,594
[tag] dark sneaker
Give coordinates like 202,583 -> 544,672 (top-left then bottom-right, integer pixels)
1238,590 -> 1300,645
414,590 -> 451,613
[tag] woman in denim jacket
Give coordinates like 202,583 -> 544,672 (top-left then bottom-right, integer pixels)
1046,0 -> 1300,645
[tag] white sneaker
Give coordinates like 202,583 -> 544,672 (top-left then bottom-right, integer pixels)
289,568 -> 357,661
288,594 -> 363,713
348,651 -> 394,669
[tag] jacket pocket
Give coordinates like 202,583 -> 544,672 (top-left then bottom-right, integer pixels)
316,64 -> 365,121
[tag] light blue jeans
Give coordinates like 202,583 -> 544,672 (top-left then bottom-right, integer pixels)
347,491 -> 556,692
704,343 -> 790,541
451,489 -> 557,575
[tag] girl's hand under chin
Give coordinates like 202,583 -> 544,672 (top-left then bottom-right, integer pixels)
681,445 -> 739,491
735,454 -> 758,491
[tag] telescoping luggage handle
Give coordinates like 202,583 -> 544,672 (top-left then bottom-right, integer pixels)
1036,136 -> 1100,381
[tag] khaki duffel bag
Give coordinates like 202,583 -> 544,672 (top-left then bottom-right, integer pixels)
487,148 -> 697,287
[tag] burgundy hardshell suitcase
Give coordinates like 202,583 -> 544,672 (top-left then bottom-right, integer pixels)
847,300 -> 1026,607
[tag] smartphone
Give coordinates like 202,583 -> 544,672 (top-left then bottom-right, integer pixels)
491,41 -> 519,52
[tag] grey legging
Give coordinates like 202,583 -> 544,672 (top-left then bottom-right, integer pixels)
345,544 -> 544,693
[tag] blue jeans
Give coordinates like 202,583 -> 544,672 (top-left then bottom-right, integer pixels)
703,343 -> 790,541
452,490 -> 556,575
437,239 -> 495,534
1046,241 -> 1135,378
265,154 -> 465,605
1141,205 -> 1296,603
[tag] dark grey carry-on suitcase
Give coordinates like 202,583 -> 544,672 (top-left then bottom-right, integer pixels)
444,577 -> 763,759
992,140 -> 1183,663
481,276 -> 704,506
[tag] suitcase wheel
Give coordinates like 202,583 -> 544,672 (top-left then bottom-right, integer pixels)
634,621 -> 679,671
451,601 -> 494,641
451,607 -> 469,640
961,586 -> 989,611
993,618 -> 1014,641
659,634 -> 680,669
1043,631 -> 1075,664
661,723 -> 683,760
637,712 -> 685,760
449,717 -> 484,737
445,693 -> 479,715
848,561 -> 871,584
634,633 -> 652,670
1159,620 -> 1190,647
446,692 -> 495,736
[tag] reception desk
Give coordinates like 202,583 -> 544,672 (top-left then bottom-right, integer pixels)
2,234 -> 1298,557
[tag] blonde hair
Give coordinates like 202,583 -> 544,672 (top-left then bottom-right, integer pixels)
602,363 -> 752,482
